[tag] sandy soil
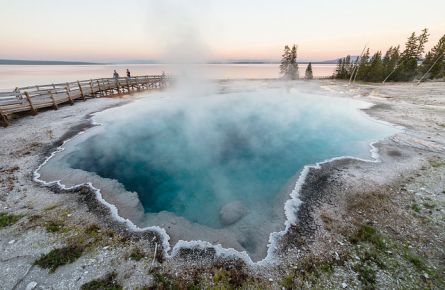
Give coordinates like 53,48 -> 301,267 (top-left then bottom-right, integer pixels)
0,80 -> 444,289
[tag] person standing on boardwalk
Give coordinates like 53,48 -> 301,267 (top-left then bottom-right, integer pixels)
126,69 -> 131,78
113,70 -> 119,79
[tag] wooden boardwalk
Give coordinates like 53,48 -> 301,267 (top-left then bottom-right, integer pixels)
0,75 -> 167,126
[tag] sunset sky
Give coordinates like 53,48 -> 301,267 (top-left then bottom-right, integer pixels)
1,0 -> 444,62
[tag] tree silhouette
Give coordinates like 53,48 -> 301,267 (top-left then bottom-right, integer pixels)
305,62 -> 313,79
280,44 -> 299,79
332,28 -> 438,82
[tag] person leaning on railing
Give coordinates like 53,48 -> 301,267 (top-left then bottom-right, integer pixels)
113,70 -> 119,80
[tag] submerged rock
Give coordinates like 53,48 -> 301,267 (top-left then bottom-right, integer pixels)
219,201 -> 248,226
25,282 -> 37,290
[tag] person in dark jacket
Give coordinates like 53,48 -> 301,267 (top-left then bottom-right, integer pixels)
113,70 -> 119,79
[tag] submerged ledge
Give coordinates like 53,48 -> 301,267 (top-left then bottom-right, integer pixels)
32,81 -> 402,265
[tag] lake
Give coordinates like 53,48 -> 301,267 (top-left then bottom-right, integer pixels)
0,64 -> 336,90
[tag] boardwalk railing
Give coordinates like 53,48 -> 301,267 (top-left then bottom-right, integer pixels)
313,75 -> 334,80
0,75 -> 167,126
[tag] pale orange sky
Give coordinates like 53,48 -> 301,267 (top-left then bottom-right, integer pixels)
0,0 -> 444,62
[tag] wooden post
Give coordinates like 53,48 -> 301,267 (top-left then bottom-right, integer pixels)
97,80 -> 103,96
126,78 -> 130,93
107,79 -> 113,95
0,110 -> 9,127
24,91 -> 37,115
89,80 -> 94,96
66,82 -> 71,93
101,79 -> 107,96
48,90 -> 58,110
65,87 -> 74,105
77,81 -> 85,101
115,79 -> 121,95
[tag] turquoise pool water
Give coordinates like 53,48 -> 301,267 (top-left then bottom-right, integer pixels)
61,81 -> 398,258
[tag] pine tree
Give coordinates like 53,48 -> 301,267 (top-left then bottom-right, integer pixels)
343,55 -> 353,79
382,46 -> 400,82
333,55 -> 353,79
289,45 -> 299,80
396,32 -> 418,81
334,58 -> 343,79
416,28 -> 429,58
280,45 -> 291,77
305,62 -> 313,79
367,51 -> 384,82
397,29 -> 429,81
280,44 -> 299,79
419,34 -> 445,79
356,49 -> 370,81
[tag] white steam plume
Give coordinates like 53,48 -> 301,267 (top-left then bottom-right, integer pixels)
146,0 -> 215,97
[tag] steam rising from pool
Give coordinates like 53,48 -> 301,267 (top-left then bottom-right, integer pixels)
39,81 -> 398,260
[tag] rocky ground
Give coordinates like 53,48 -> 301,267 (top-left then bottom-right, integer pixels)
0,80 -> 444,289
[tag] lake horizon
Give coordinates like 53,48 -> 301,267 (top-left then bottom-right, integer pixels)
0,64 -> 337,90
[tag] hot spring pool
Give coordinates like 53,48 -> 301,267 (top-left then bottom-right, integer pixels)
37,81 -> 399,260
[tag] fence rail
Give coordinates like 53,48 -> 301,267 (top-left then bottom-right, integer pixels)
0,75 -> 168,126
313,75 -> 334,80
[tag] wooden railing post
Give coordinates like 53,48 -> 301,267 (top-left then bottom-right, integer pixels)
24,91 -> 37,115
77,81 -> 85,101
65,86 -> 74,105
97,80 -> 103,96
125,78 -> 130,93
0,110 -> 9,127
107,79 -> 113,95
89,80 -> 94,96
48,90 -> 58,110
115,79 -> 121,95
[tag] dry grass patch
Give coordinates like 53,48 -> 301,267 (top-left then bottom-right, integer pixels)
0,212 -> 23,228
320,211 -> 335,231
34,245 -> 84,272
81,272 -> 122,290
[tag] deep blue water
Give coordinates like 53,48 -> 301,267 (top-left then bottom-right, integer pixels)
66,84 -> 398,230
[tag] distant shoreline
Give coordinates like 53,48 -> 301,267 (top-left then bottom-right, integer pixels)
0,59 -> 102,65
0,59 -> 340,65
